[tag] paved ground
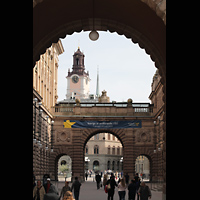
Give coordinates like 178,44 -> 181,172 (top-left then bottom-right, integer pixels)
55,175 -> 162,200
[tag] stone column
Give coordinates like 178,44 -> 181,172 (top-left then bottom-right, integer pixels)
123,129 -> 135,181
71,129 -> 85,182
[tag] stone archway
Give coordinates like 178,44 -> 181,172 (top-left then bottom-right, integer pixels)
33,0 -> 166,83
49,145 -> 74,181
33,1 -> 166,197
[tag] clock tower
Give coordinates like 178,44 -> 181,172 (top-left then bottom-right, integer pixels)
66,47 -> 90,100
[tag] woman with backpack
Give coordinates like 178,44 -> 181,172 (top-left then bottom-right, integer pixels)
105,173 -> 118,200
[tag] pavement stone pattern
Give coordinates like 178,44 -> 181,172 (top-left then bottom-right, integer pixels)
53,175 -> 162,200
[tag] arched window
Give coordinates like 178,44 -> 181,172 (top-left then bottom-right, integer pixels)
94,145 -> 99,154
112,161 -> 115,170
117,161 -> 120,170
107,161 -> 110,170
76,58 -> 79,65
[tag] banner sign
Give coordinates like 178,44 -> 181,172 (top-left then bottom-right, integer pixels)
63,120 -> 142,129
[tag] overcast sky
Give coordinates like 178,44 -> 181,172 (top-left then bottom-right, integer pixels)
57,31 -> 156,103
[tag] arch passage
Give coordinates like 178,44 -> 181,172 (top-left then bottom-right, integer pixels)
33,0 -> 166,83
34,0 -> 166,196
83,129 -> 125,148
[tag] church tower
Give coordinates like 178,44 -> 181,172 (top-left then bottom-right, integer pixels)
66,47 -> 90,100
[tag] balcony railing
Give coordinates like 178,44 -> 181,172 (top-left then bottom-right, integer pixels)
52,102 -> 154,116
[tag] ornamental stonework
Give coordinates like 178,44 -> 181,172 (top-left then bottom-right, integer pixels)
56,129 -> 72,144
136,129 -> 152,143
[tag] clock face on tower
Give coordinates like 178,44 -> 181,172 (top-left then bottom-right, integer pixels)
72,75 -> 79,83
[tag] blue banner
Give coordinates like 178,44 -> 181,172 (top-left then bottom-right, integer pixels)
63,120 -> 141,129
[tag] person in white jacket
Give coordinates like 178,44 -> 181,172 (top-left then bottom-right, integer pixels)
117,178 -> 126,200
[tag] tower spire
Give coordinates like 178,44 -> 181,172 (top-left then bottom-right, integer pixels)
78,40 -> 80,50
96,66 -> 100,98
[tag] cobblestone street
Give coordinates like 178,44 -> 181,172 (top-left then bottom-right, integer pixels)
54,176 -> 162,200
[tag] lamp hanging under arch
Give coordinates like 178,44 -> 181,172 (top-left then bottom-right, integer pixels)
89,0 -> 99,41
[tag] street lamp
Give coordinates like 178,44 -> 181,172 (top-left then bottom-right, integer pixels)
89,0 -> 99,41
89,31 -> 99,41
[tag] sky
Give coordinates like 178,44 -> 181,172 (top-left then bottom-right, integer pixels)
57,31 -> 156,103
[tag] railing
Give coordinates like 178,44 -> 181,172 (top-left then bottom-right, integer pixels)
54,107 -> 74,112
53,102 -> 154,116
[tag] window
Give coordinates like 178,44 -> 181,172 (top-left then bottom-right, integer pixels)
94,134 -> 99,140
94,145 -> 99,154
117,161 -> 120,170
108,145 -> 110,154
112,146 -> 115,155
76,58 -> 79,65
107,161 -> 110,170
112,161 -> 115,170
108,133 -> 110,140
117,147 -> 120,155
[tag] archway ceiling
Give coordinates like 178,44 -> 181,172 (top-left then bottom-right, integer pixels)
33,0 -> 166,80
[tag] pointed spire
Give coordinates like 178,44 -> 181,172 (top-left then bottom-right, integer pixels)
96,66 -> 100,98
78,40 -> 80,50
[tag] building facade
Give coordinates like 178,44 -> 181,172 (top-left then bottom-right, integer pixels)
33,40 -> 64,111
85,133 -> 123,173
33,40 -> 64,180
33,46 -> 164,183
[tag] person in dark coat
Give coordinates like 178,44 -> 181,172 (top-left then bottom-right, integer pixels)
106,173 -> 118,200
59,181 -> 71,199
125,173 -> 130,185
138,182 -> 151,200
71,177 -> 81,200
43,178 -> 52,194
128,180 -> 137,200
95,173 -> 101,189
85,172 -> 88,181
43,185 -> 59,200
134,174 -> 141,200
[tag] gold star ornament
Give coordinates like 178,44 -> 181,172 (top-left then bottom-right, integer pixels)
63,120 -> 76,128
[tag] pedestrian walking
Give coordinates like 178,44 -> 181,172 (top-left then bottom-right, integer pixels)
59,181 -> 71,200
103,174 -> 108,190
138,182 -> 151,200
43,178 -> 52,194
118,177 -> 126,200
71,177 -> 81,200
95,173 -> 101,189
128,180 -> 137,200
134,174 -> 141,200
44,185 -> 59,200
85,172 -> 88,181
106,173 -> 118,200
33,180 -> 46,200
125,173 -> 129,185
